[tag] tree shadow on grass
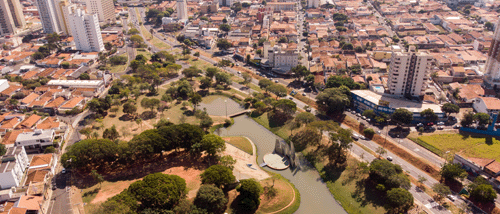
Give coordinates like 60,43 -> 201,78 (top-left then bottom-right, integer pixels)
118,114 -> 135,121
228,195 -> 257,214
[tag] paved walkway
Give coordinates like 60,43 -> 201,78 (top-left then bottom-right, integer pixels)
222,137 -> 270,181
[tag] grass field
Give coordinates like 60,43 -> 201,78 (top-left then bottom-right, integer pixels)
418,133 -> 500,161
136,49 -> 151,60
313,158 -> 386,214
108,53 -> 128,73
140,25 -> 171,50
223,136 -> 253,155
250,112 -> 301,142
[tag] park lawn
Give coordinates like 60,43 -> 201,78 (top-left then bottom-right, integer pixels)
418,133 -> 500,162
312,156 -> 386,214
136,49 -> 151,60
251,112 -> 301,142
225,174 -> 300,214
186,57 -> 213,69
140,25 -> 171,49
223,136 -> 253,155
108,53 -> 128,73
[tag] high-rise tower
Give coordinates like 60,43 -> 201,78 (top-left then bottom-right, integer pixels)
36,0 -> 62,34
177,0 -> 188,20
69,9 -> 104,52
0,0 -> 26,35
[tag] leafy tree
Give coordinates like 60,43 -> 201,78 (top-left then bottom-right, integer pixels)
216,39 -> 232,51
267,84 -> 287,98
200,165 -> 235,189
485,22 -> 494,31
440,163 -> 466,181
128,28 -> 140,35
44,146 -> 56,154
291,127 -> 322,150
386,188 -> 414,213
362,110 -> 376,118
182,66 -> 202,79
157,123 -> 205,152
461,111 -> 475,127
469,177 -> 497,203
189,93 -> 203,111
420,108 -> 438,122
123,102 -> 137,116
258,79 -> 273,93
0,144 -> 6,156
61,62 -> 70,69
316,87 -> 350,114
369,159 -> 411,190
128,129 -> 166,157
110,55 -> 128,65
295,112 -> 316,125
376,146 -> 387,158
242,72 -> 252,85
194,185 -> 228,213
326,75 -> 361,89
236,179 -> 262,211
79,73 -> 90,80
141,98 -> 161,113
128,173 -> 186,210
193,52 -> 200,58
278,37 -> 288,43
130,35 -> 144,46
218,155 -> 236,170
206,67 -> 218,78
291,65 -> 310,81
195,134 -> 226,157
103,125 -> 120,141
219,24 -> 231,32
441,103 -> 459,117
200,115 -> 214,131
61,139 -> 119,170
432,183 -> 451,203
91,169 -> 105,187
474,113 -> 491,126
305,74 -> 315,84
363,128 -> 375,138
231,2 -> 242,12
391,108 -> 413,126
215,72 -> 232,87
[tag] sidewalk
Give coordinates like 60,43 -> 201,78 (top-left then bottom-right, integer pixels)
70,186 -> 85,214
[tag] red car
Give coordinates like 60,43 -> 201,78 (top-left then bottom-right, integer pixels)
426,122 -> 434,126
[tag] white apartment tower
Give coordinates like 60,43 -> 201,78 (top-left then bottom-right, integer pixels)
36,0 -> 62,34
485,18 -> 500,86
69,9 -> 104,52
387,46 -> 432,98
0,0 -> 26,35
177,0 -> 188,20
85,0 -> 114,23
58,0 -> 77,35
265,43 -> 299,73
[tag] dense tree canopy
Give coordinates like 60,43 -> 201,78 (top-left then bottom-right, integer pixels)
386,188 -> 414,213
440,163 -> 466,181
391,108 -> 413,126
441,103 -> 459,117
369,159 -> 411,190
193,185 -> 228,213
200,165 -> 235,189
129,173 -> 186,210
316,87 -> 351,114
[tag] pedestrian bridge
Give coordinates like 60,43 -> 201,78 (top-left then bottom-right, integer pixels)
228,109 -> 252,118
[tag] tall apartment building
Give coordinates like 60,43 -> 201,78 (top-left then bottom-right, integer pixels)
387,46 -> 432,98
264,43 -> 299,73
177,0 -> 188,20
36,0 -> 62,34
200,1 -> 218,14
85,0 -> 114,23
485,18 -> 500,86
69,9 -> 104,52
308,0 -> 319,8
0,0 -> 26,36
58,0 -> 77,35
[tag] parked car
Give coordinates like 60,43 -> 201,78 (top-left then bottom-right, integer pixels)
447,195 -> 457,201
417,123 -> 424,127
453,125 -> 461,129
288,97 -> 294,100
437,122 -> 445,126
437,126 -> 444,130
356,113 -> 362,117
362,116 -> 367,120
275,80 -> 279,83
352,134 -> 359,140
387,156 -> 393,161
62,168 -> 67,174
302,93 -> 307,96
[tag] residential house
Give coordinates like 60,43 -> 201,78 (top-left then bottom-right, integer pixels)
472,97 -> 500,117
19,115 -> 42,129
58,96 -> 85,112
0,147 -> 29,189
15,129 -> 55,150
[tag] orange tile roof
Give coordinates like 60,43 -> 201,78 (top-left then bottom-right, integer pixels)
20,114 -> 41,128
1,130 -> 24,145
44,97 -> 65,108
60,96 -> 84,109
21,93 -> 40,105
1,85 -> 22,96
36,117 -> 60,130
486,161 -> 500,174
1,118 -> 19,129
0,112 -> 11,122
52,69 -> 68,79
37,68 -> 56,77
479,97 -> 500,110
17,195 -> 42,211
7,207 -> 26,214
22,70 -> 39,80
30,154 -> 53,167
25,170 -> 49,184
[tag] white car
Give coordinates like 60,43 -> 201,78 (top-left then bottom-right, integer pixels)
61,168 -> 67,174
447,195 -> 457,201
387,156 -> 393,161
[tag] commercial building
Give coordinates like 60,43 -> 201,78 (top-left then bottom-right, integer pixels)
485,18 -> 500,87
387,46 -> 432,98
266,2 -> 296,11
68,9 -> 105,52
0,0 -> 25,36
351,90 -> 445,124
0,147 -> 29,189
308,0 -> 319,8
36,0 -> 62,34
264,43 -> 299,74
85,0 -> 114,23
177,0 -> 188,20
47,79 -> 105,92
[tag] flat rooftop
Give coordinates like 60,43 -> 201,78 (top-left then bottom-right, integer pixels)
352,90 -> 443,113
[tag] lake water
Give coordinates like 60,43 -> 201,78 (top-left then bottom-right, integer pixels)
202,96 -> 347,214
